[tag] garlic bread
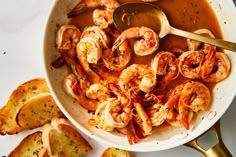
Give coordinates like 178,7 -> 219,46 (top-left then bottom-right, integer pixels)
16,93 -> 64,130
42,118 -> 92,157
8,131 -> 44,157
101,147 -> 131,157
0,78 -> 49,134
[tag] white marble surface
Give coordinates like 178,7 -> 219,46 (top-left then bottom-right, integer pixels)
0,0 -> 235,156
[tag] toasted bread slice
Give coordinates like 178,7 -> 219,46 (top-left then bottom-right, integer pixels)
42,118 -> 92,157
0,78 -> 49,135
16,93 -> 64,130
8,131 -> 44,157
101,147 -> 131,157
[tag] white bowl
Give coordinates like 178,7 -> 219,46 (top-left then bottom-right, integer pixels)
43,0 -> 236,152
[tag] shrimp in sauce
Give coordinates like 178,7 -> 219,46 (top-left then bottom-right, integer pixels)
76,37 -> 103,84
89,84 -> 132,131
92,9 -> 113,28
151,51 -> 179,86
203,52 -> 231,83
179,81 -> 211,129
145,95 -> 168,127
131,95 -> 152,136
179,81 -> 211,112
178,50 -> 204,79
118,64 -> 157,94
56,25 -> 81,63
67,0 -> 119,28
187,29 -> 216,51
165,82 -> 191,128
80,26 -> 110,48
86,83 -> 111,102
67,0 -> 119,17
77,37 -> 102,64
63,73 -> 99,111
102,27 -> 132,71
187,29 -> 217,79
56,25 -> 81,50
112,26 -> 159,56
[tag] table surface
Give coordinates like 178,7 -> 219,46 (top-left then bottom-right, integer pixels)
0,0 -> 236,156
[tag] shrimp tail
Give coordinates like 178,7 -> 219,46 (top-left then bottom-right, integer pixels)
51,56 -> 65,68
180,107 -> 190,130
67,3 -> 87,18
116,120 -> 140,144
59,50 -> 78,65
126,120 -> 139,144
112,36 -> 125,52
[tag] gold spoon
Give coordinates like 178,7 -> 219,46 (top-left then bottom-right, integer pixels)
113,2 -> 236,52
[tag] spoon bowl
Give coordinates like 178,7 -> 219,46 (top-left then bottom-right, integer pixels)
113,2 -> 236,51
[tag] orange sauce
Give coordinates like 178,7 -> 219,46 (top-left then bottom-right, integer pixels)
68,0 -> 222,90
69,0 -> 222,50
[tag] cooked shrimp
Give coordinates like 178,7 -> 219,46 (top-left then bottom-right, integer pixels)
178,81 -> 211,129
67,0 -> 119,21
203,52 -> 231,83
118,64 -> 157,94
89,84 -> 132,131
103,41 -> 132,71
132,100 -> 152,136
90,98 -> 131,131
148,104 -> 168,127
165,81 -> 193,128
116,121 -> 139,144
80,26 -> 110,48
64,73 -> 111,111
106,83 -> 132,128
145,95 -> 168,126
93,9 -> 113,28
200,45 -> 216,79
180,42 -> 217,80
178,98 -> 194,130
88,99 -> 115,131
102,26 -> 132,71
187,29 -> 215,51
180,81 -> 211,112
186,29 -> 217,79
76,37 -> 103,83
106,98 -> 132,128
90,63 -> 120,83
56,25 -> 81,50
168,106 -> 194,129
67,0 -> 119,27
63,74 -> 99,111
56,25 -> 81,62
77,37 -> 102,64
70,64 -> 90,90
86,83 -> 111,102
151,51 -> 179,81
112,26 -> 159,56
178,50 -> 204,79
165,82 -> 184,126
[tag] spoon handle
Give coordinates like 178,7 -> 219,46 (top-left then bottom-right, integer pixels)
170,27 -> 236,52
